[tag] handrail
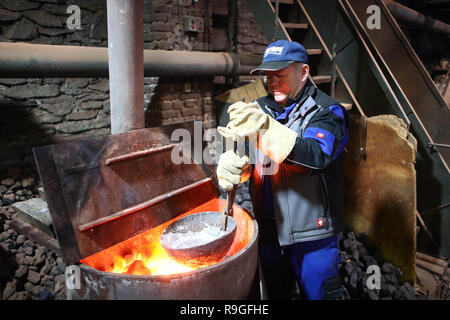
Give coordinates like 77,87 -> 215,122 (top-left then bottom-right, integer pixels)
337,0 -> 411,127
341,0 -> 449,173
294,0 -> 366,116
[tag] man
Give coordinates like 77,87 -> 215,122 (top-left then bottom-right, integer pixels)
216,40 -> 349,300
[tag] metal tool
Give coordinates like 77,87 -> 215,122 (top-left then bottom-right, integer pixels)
221,140 -> 239,231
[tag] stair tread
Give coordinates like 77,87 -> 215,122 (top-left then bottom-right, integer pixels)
270,0 -> 294,4
312,75 -> 332,83
283,22 -> 308,29
306,48 -> 322,55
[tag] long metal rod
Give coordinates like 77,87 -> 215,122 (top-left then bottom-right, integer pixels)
0,43 -> 261,78
428,143 -> 450,149
9,219 -> 61,256
107,0 -> 144,134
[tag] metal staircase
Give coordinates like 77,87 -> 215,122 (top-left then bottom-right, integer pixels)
245,0 -> 450,259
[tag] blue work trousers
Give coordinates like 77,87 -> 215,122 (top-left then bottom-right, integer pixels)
259,223 -> 340,300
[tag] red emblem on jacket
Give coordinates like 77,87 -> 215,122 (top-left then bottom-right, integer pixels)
316,132 -> 325,139
317,218 -> 325,228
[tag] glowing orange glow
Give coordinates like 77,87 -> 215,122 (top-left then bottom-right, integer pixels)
109,239 -> 194,275
81,198 -> 254,276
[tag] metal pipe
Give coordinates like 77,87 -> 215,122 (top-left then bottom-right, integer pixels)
0,43 -> 261,78
106,0 -> 144,134
384,0 -> 450,35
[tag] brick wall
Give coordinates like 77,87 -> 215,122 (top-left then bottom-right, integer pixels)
147,78 -> 215,129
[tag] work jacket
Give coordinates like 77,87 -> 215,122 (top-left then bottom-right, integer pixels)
248,81 -> 349,246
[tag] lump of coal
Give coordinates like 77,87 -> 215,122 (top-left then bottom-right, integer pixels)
125,260 -> 151,276
393,283 -> 416,300
381,262 -> 402,278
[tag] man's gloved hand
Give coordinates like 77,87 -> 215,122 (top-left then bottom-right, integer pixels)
219,101 -> 269,138
218,101 -> 298,163
216,150 -> 252,191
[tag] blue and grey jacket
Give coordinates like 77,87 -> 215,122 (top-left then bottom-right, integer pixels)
248,81 -> 349,246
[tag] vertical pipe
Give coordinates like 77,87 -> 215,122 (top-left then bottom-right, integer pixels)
107,0 -> 145,134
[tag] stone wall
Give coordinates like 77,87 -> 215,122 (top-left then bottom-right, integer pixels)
1,0 -> 249,171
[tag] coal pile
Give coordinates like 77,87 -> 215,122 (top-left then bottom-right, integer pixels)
0,168 -> 66,300
337,230 -> 426,300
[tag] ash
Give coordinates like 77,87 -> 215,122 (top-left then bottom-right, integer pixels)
162,225 -> 227,249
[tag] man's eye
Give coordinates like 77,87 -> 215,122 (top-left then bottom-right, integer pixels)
268,74 -> 285,78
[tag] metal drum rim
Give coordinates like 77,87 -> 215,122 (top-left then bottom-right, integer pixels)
77,217 -> 259,280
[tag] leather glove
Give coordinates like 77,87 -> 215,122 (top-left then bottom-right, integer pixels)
216,150 -> 252,191
218,101 -> 297,163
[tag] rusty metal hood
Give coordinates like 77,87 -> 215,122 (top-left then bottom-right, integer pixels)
33,122 -> 219,265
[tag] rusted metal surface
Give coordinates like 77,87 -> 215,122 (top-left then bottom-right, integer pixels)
344,115 -> 417,283
68,199 -> 258,300
78,177 -> 213,232
104,144 -> 177,166
33,145 -> 81,263
33,119 -> 259,299
33,122 -> 219,266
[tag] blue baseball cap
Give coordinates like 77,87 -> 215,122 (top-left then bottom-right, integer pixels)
250,40 -> 309,75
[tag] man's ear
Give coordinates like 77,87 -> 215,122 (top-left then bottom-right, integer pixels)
301,64 -> 310,81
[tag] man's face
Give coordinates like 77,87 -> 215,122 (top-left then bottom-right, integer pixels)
265,63 -> 309,106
